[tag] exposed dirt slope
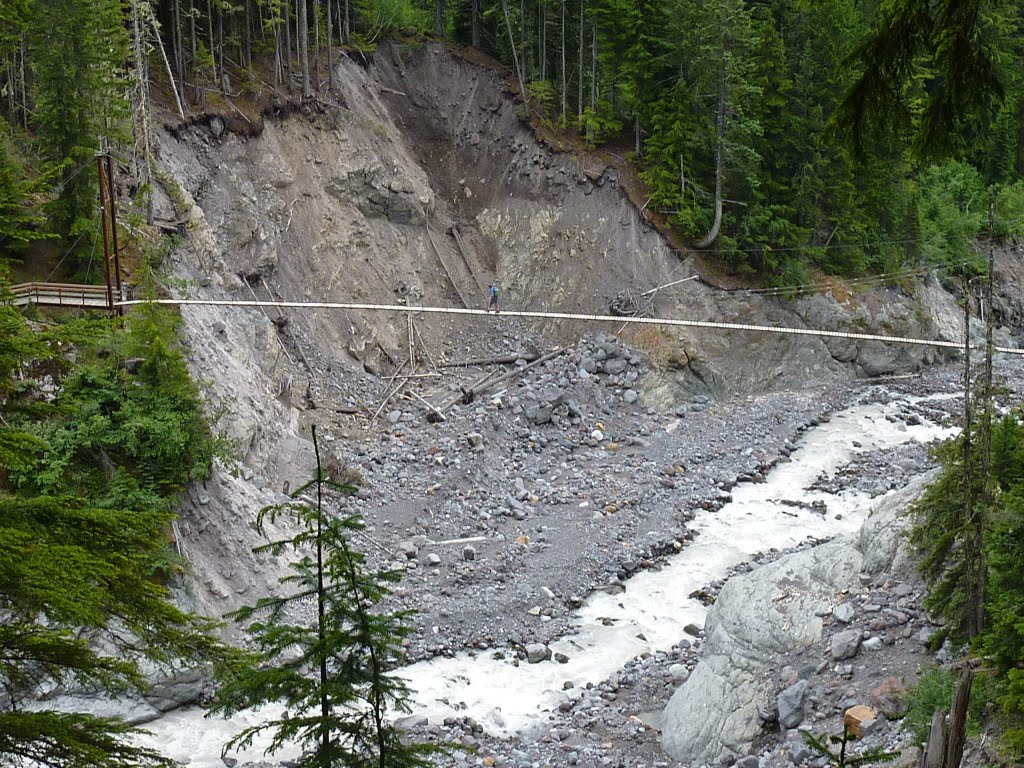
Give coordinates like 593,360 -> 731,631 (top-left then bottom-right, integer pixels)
150,40 -> 1018,634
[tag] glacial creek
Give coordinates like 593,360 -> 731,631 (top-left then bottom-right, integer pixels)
135,392 -> 955,765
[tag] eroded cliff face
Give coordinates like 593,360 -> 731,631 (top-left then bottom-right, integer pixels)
366,44 -> 989,396
149,41 -> 1014,619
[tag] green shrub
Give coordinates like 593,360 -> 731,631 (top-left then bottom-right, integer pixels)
358,0 -> 429,45
771,256 -> 814,298
904,666 -> 957,743
526,80 -> 558,118
998,669 -> 1024,760
915,161 -> 987,277
904,665 -> 984,744
993,181 -> 1024,239
577,101 -> 623,146
10,302 -> 224,508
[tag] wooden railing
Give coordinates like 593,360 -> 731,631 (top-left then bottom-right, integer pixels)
6,282 -> 115,310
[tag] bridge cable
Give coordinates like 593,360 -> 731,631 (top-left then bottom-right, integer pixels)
115,298 -> 1024,357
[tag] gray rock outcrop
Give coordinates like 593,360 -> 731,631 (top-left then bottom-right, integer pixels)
328,163 -> 432,225
660,474 -> 934,763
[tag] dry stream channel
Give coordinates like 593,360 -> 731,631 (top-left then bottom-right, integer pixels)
137,391 -> 955,766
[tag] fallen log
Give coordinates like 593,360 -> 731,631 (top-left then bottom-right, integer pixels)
438,347 -> 566,414
370,358 -> 409,424
440,351 -> 540,368
436,369 -> 505,412
322,402 -> 361,414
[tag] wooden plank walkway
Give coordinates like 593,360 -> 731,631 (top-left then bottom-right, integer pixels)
6,282 -> 114,309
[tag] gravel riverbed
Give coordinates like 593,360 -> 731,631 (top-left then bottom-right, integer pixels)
142,337 -> 1024,768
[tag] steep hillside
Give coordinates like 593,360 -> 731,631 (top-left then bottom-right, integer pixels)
150,42 -> 1009,620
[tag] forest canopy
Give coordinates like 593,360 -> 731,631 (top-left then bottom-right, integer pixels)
0,0 -> 1022,284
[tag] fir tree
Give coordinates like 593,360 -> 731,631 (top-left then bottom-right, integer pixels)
211,425 -> 443,768
910,429 -> 991,641
0,129 -> 49,257
802,724 -> 899,767
0,495 -> 229,767
27,0 -> 129,269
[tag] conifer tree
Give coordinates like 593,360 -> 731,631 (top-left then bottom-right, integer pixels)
0,132 -> 49,256
28,0 -> 129,268
211,425 -> 441,768
834,0 -> 1012,156
0,495 -> 229,768
910,434 -> 989,640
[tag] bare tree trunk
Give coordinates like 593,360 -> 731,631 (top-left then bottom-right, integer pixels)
19,39 -> 29,128
471,0 -> 480,47
560,0 -> 566,118
285,0 -> 294,91
3,59 -> 13,121
577,0 -> 583,118
520,0 -> 527,81
217,4 -> 225,91
435,0 -> 444,37
343,0 -> 350,43
314,0 -> 321,88
326,0 -> 334,89
298,0 -> 311,97
962,273 -> 976,627
130,0 -> 155,224
589,23 -> 596,118
206,0 -> 217,88
978,212 -> 996,634
539,0 -> 546,82
695,64 -> 726,249
943,667 -> 975,768
146,1 -> 186,119
190,0 -> 200,101
243,0 -> 252,68
500,0 -> 529,116
173,0 -> 185,99
274,4 -> 282,86
923,710 -> 946,768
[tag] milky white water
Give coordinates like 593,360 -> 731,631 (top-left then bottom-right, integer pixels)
135,393 -> 955,765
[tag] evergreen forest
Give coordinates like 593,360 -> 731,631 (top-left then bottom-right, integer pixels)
1,0 -> 1024,283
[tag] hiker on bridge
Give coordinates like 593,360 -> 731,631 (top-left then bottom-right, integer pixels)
487,282 -> 500,313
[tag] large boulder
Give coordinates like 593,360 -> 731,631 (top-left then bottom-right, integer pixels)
830,630 -> 863,661
777,679 -> 810,728
660,537 -> 859,761
661,476 -> 932,764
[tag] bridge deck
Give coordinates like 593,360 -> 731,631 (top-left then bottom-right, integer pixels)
6,282 -> 115,309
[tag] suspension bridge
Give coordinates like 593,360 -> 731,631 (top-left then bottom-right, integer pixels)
7,281 -> 1024,356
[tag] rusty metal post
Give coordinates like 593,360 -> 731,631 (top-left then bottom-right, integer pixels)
98,156 -> 115,316
105,155 -> 124,315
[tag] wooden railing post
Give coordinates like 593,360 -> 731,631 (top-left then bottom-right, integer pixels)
943,667 -> 975,768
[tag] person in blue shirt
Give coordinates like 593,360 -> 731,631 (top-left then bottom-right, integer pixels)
487,283 -> 500,313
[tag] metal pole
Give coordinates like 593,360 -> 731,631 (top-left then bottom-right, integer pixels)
98,156 -> 115,316
105,155 -> 125,315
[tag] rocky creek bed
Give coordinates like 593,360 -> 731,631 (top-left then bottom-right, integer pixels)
135,343 -> 1024,768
